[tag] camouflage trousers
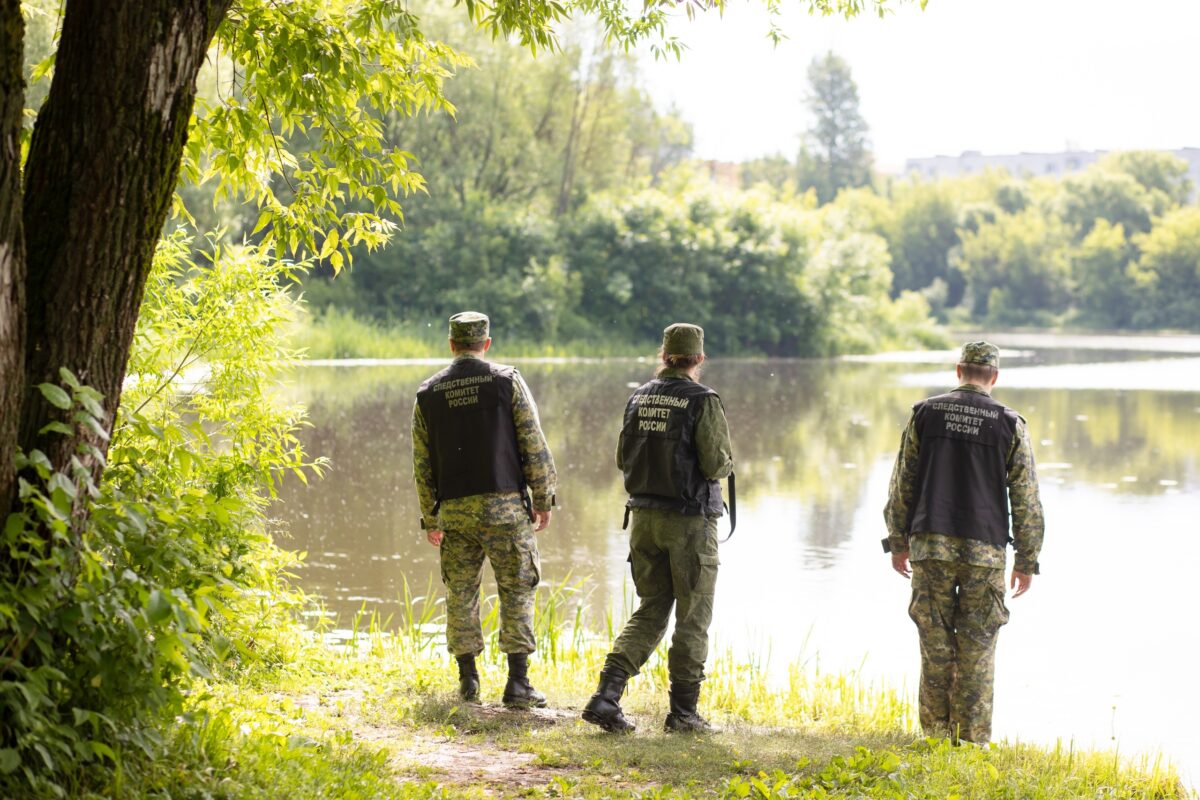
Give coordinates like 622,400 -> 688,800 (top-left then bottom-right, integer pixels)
908,559 -> 1010,744
605,508 -> 720,685
439,520 -> 541,657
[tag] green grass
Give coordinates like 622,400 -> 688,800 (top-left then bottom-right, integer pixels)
290,308 -> 951,361
291,308 -> 648,360
82,578 -> 1191,799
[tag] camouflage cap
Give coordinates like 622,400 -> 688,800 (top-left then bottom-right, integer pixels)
449,311 -> 490,344
663,323 -> 704,356
959,341 -> 1000,368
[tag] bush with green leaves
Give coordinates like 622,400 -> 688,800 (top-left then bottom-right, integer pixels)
302,186 -> 946,356
1129,206 -> 1200,330
565,189 -> 824,355
0,236 -> 319,795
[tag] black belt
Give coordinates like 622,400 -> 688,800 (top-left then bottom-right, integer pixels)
621,472 -> 738,541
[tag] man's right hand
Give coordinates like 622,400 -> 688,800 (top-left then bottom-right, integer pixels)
891,550 -> 912,579
533,509 -> 552,532
426,529 -> 444,547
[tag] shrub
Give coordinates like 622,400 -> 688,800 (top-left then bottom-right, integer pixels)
0,234 -> 319,795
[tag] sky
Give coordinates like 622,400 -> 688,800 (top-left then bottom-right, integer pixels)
635,0 -> 1200,171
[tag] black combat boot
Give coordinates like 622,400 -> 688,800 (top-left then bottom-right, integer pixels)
456,654 -> 480,703
664,682 -> 714,733
502,653 -> 547,709
581,668 -> 636,733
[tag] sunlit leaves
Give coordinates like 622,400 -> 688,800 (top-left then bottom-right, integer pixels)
185,0 -> 469,271
178,0 -> 904,272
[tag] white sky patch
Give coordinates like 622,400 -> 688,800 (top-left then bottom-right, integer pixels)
637,0 -> 1200,170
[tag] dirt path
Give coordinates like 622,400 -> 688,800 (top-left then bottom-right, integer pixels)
287,689 -> 580,791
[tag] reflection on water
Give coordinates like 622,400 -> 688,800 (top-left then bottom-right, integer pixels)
275,338 -> 1200,778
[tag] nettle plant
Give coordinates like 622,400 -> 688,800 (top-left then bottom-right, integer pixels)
0,236 -> 322,792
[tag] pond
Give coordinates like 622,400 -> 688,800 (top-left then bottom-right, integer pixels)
276,332 -> 1200,780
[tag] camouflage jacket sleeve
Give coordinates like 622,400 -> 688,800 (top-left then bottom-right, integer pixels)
410,401 -> 438,528
1006,417 -> 1044,574
512,371 -> 558,511
883,413 -> 920,553
696,395 -> 733,480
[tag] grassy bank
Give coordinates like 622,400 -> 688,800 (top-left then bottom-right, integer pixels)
96,584 -> 1188,800
290,309 -> 649,360
289,308 -> 950,361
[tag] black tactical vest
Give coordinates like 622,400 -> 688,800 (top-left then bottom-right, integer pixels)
908,388 -> 1020,547
621,377 -> 723,517
416,357 -> 524,502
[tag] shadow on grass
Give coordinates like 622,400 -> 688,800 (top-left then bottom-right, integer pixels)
406,692 -> 579,736
306,664 -> 1190,799
395,688 -> 913,791
506,719 -> 911,790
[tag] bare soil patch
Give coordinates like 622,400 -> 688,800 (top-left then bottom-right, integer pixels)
285,689 -> 580,790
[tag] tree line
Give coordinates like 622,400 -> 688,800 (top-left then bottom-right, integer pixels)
741,54 -> 1198,333
824,150 -> 1198,331
295,40 -> 938,355
299,44 -> 1198,355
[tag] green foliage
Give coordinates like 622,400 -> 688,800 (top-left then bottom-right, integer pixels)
882,180 -> 964,305
180,0 -> 894,274
1100,150 -> 1194,206
806,204 -> 894,350
312,196 -> 573,338
801,51 -> 873,204
955,209 -> 1072,325
722,738 -> 1186,800
187,0 -> 471,271
567,190 -> 822,355
121,703 -> 458,800
0,237 -> 318,796
1130,207 -> 1200,329
380,11 -> 692,215
1073,220 -> 1138,327
1059,169 -> 1161,239
302,185 -> 944,357
740,153 -> 803,193
848,150 -> 1200,332
993,179 -> 1030,214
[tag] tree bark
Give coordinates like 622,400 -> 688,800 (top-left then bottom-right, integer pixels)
0,0 -> 25,513
19,0 -> 231,478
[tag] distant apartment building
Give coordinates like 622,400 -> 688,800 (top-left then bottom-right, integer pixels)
904,148 -> 1200,196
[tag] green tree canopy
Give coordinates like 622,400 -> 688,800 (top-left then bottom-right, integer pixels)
800,51 -> 873,204
884,181 -> 963,304
1072,219 -> 1138,328
1131,207 -> 1200,329
954,209 -> 1071,325
1100,150 -> 1193,206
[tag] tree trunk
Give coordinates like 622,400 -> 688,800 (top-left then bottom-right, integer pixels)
0,0 -> 24,513
555,76 -> 588,217
19,0 -> 231,479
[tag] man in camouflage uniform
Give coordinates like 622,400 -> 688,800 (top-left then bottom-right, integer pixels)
412,312 -> 558,708
884,341 -> 1044,745
583,323 -> 733,734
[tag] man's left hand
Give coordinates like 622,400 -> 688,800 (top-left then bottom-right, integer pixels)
891,550 -> 911,579
1010,570 -> 1032,598
533,509 -> 552,532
